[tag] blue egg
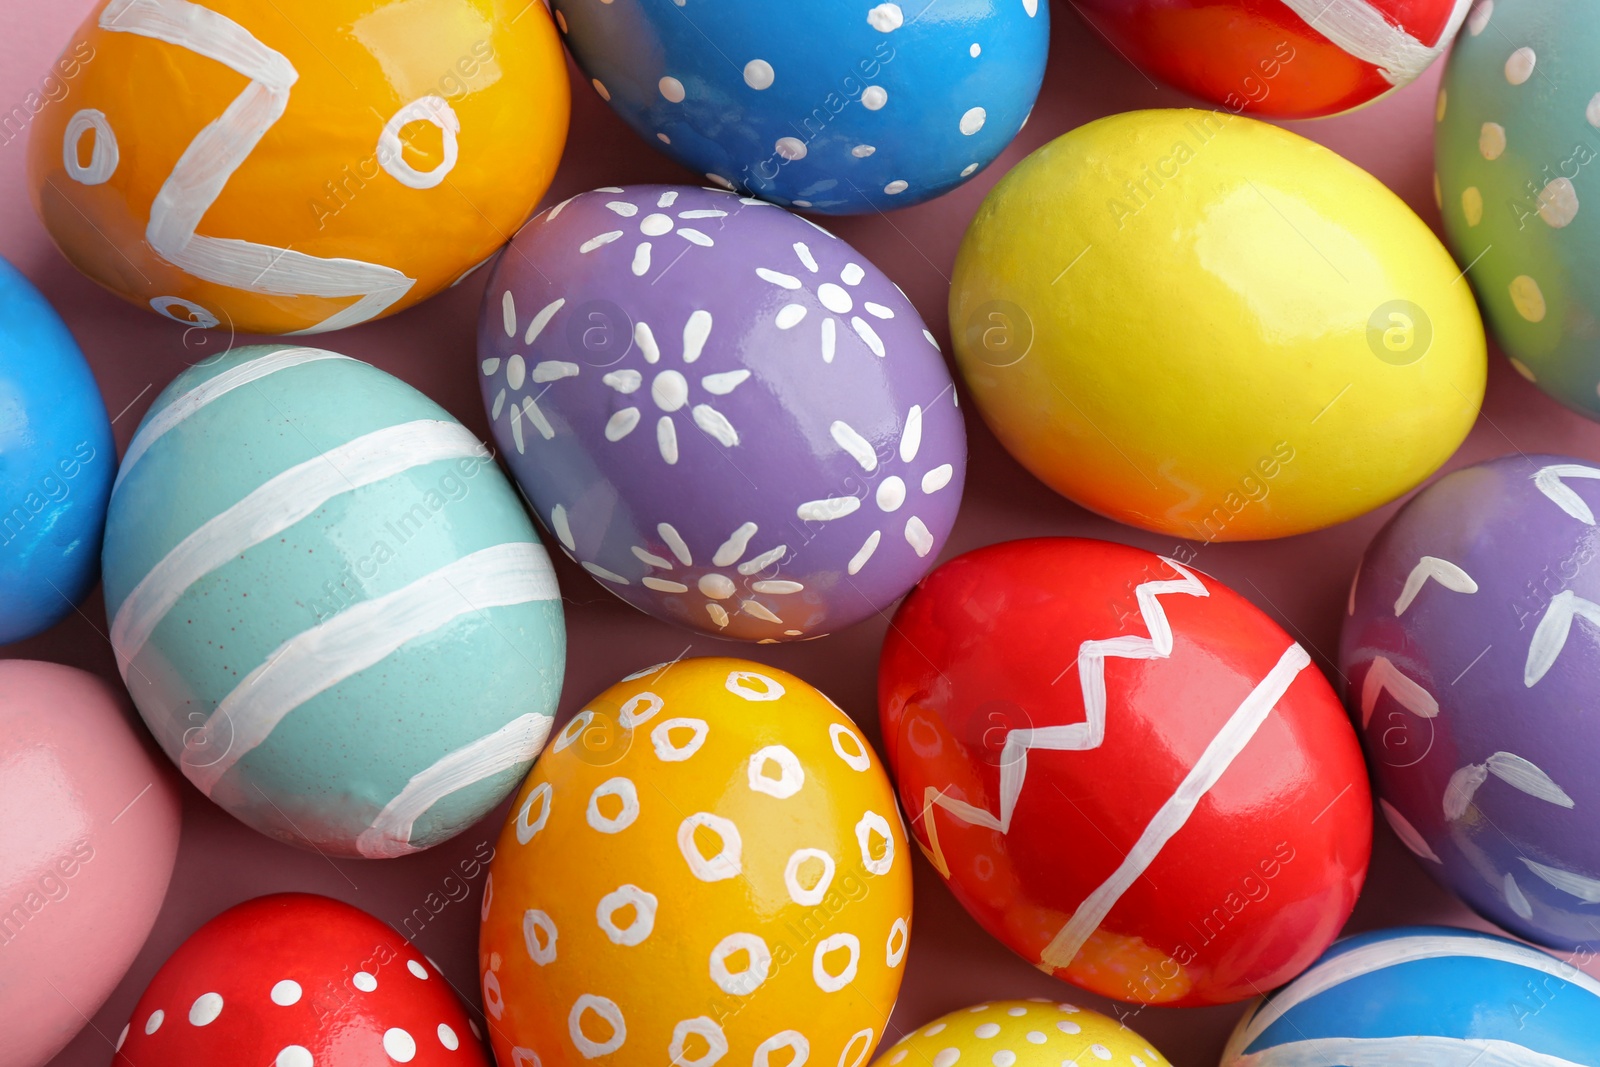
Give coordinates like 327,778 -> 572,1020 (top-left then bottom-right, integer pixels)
101,344 -> 566,858
0,257 -> 114,645
1222,926 -> 1600,1065
554,0 -> 1049,213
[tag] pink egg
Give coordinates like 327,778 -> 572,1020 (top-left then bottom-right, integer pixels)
0,660 -> 182,1067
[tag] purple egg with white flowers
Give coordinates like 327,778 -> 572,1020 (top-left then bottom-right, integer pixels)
1341,453 -> 1600,950
477,184 -> 965,642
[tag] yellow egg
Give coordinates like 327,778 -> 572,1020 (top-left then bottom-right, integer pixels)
949,109 -> 1486,541
872,1000 -> 1171,1067
480,657 -> 911,1067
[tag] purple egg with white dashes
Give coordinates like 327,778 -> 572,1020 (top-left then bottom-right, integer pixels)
1341,453 -> 1600,951
477,184 -> 966,642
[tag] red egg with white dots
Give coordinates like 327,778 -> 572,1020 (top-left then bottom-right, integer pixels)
113,894 -> 488,1066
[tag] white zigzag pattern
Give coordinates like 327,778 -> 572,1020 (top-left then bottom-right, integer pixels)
917,557 -> 1209,875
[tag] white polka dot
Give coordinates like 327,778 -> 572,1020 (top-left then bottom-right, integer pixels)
707,173 -> 734,189
1057,1020 -> 1082,1035
1480,122 -> 1507,160
384,1027 -> 417,1062
407,959 -> 429,980
354,971 -> 378,992
745,59 -> 775,90
1007,1007 -> 1026,1017
660,76 -> 686,103
658,132 -> 671,143
1539,177 -> 1580,227
925,1024 -> 948,1037
852,144 -> 876,158
960,107 -> 987,135
1463,187 -> 1484,226
438,1023 -> 460,1050
1589,94 -> 1600,128
970,43 -> 981,57
890,1052 -> 909,1066
776,136 -> 807,160
505,353 -> 526,390
1511,275 -> 1547,322
588,777 -> 640,833
271,980 -> 302,1006
961,163 -> 979,177
1468,0 -> 1493,34
145,1010 -> 165,1035
1506,47 -> 1536,84
277,1047 -> 314,1067
555,9 -> 567,31
116,1024 -> 129,1051
1026,1032 -> 1047,1044
933,1050 -> 960,1067
1091,1046 -> 1111,1061
884,180 -> 908,195
1512,358 -> 1537,381
189,993 -> 224,1026
862,85 -> 888,110
975,1023 -> 1001,1038
868,3 -> 904,31
993,1053 -> 1016,1067
592,79 -> 610,101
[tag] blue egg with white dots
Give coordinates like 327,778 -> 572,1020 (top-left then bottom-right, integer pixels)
553,0 -> 1049,213
1220,926 -> 1600,1065
0,256 -> 114,645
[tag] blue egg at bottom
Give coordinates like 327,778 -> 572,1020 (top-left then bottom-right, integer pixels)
1221,926 -> 1600,1065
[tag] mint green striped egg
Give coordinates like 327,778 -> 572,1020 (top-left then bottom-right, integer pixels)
102,344 -> 566,858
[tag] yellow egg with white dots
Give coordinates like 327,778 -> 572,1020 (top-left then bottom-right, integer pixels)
873,1001 -> 1171,1067
480,657 -> 911,1067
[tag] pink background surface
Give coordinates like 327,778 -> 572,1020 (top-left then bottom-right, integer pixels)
3,2 -> 1598,1064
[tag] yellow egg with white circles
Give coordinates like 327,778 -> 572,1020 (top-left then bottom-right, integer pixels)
871,1000 -> 1171,1067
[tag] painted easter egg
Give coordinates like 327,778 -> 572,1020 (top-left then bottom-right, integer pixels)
951,109 -> 1485,541
872,1000 -> 1171,1067
1220,926 -> 1600,1064
27,0 -> 568,336
480,657 -> 911,1067
113,893 -> 491,1065
101,344 -> 565,857
1075,0 -> 1470,118
879,538 -> 1373,1007
0,660 -> 181,1067
1435,0 -> 1600,419
1343,453 -> 1600,950
552,1 -> 1048,214
0,257 -> 114,645
479,185 -> 964,641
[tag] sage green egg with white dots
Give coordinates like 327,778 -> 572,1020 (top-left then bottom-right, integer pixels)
1437,0 -> 1600,417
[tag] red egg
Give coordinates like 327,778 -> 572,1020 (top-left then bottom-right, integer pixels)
878,538 -> 1371,1006
1074,0 -> 1471,117
113,894 -> 488,1066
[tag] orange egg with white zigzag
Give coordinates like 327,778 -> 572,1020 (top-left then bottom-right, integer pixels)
480,658 -> 911,1067
27,0 -> 567,335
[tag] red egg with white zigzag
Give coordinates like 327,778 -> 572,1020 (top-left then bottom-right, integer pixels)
1074,0 -> 1472,117
878,538 -> 1372,1007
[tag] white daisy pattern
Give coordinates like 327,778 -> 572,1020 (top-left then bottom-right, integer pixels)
802,403 -> 958,573
599,310 -> 746,465
619,521 -> 809,635
580,187 -> 723,278
756,242 -> 895,363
